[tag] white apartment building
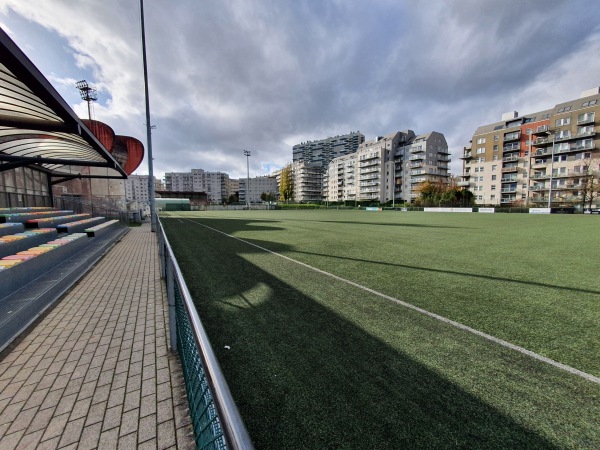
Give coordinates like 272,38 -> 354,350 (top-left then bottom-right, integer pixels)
239,176 -> 278,203
324,153 -> 357,202
164,169 -> 230,203
124,175 -> 160,204
325,130 -> 450,203
291,161 -> 323,203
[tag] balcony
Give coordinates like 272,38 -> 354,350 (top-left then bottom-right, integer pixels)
359,153 -> 380,161
359,167 -> 379,174
534,148 -> 550,157
409,154 -> 425,161
577,129 -> 596,138
437,155 -> 450,162
460,152 -> 473,159
532,137 -> 552,147
359,187 -> 379,193
533,173 -> 549,179
503,132 -> 521,142
500,197 -> 517,204
502,156 -> 519,163
530,184 -> 547,191
411,170 -> 424,175
359,159 -> 380,168
438,149 -> 451,155
501,165 -> 518,173
503,142 -> 520,152
410,146 -> 425,153
411,177 -> 426,183
359,181 -> 380,187
501,187 -> 517,193
532,125 -> 550,135
361,173 -> 380,180
456,181 -> 470,187
501,177 -> 517,183
554,141 -> 596,154
554,133 -> 573,142
409,162 -> 423,168
577,113 -> 595,125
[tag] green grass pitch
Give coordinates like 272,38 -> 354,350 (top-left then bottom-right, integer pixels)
161,210 -> 600,449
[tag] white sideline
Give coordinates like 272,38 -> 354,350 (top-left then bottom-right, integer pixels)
189,219 -> 600,385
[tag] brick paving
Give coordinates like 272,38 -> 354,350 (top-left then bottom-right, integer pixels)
0,223 -> 195,449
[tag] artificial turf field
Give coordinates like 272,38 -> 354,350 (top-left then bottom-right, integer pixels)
161,210 -> 600,449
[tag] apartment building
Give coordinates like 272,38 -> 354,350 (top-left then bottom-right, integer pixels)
164,169 -> 230,203
124,175 -> 160,204
461,88 -> 600,206
324,130 -> 450,203
239,176 -> 278,203
292,132 -> 365,169
289,161 -> 323,203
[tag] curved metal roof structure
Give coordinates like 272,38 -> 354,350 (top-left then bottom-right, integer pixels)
0,27 -> 127,180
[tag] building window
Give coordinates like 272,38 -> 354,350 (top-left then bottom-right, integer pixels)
493,145 -> 498,151
557,106 -> 572,113
491,185 -> 496,190
494,135 -> 499,141
582,100 -> 598,107
492,165 -> 497,171
493,155 -> 499,161
477,138 -> 486,144
555,117 -> 571,126
492,175 -> 497,180
491,194 -> 496,200
477,157 -> 486,163
476,147 -> 485,154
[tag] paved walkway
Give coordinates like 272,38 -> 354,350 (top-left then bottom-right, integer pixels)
0,223 -> 195,449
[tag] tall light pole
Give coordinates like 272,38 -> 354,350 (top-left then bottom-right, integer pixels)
243,150 -> 251,209
76,80 -> 98,204
76,80 -> 97,121
140,0 -> 157,231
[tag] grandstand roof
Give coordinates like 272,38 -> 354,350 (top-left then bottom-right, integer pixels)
0,27 -> 127,180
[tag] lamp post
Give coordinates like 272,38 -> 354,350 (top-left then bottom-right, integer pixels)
243,150 -> 251,209
140,0 -> 157,232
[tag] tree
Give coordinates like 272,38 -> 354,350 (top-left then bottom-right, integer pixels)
279,164 -> 294,203
260,192 -> 275,202
415,179 -> 474,207
578,154 -> 600,210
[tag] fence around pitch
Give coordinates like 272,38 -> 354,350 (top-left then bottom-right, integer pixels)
157,218 -> 254,450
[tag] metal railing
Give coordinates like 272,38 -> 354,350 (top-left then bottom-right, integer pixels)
157,219 -> 254,450
52,195 -> 129,223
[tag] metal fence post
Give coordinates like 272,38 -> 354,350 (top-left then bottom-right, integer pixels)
166,258 -> 177,353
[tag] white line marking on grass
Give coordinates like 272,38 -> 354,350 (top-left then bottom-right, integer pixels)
189,219 -> 600,385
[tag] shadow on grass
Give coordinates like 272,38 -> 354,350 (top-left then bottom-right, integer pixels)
285,249 -> 600,296
292,217 -> 467,228
162,218 -> 558,450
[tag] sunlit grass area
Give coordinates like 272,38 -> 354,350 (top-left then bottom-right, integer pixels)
161,210 -> 600,449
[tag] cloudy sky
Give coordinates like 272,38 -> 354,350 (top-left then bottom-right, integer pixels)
1,0 -> 600,179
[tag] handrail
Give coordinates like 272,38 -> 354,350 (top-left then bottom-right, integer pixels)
157,217 -> 254,450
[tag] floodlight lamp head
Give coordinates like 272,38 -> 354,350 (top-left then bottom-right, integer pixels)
76,80 -> 98,102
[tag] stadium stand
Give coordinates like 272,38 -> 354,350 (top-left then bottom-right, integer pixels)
0,208 -> 128,350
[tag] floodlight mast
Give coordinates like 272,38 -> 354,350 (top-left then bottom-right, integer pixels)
244,150 -> 251,209
76,80 -> 97,121
140,0 -> 157,232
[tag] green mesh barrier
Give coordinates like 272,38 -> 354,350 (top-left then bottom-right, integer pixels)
174,281 -> 227,450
